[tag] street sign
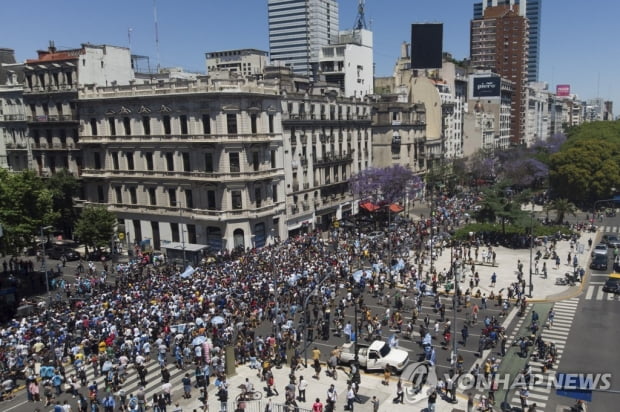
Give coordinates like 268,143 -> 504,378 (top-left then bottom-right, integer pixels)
555,373 -> 593,402
613,195 -> 620,203
118,232 -> 125,240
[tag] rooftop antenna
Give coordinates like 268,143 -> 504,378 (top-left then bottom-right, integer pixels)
153,0 -> 161,71
128,27 -> 133,50
353,0 -> 367,30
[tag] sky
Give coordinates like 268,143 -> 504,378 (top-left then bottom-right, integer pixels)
2,0 -> 619,110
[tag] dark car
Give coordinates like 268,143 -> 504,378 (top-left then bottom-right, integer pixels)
602,278 -> 620,293
47,246 -> 81,261
590,254 -> 608,270
87,249 -> 111,261
604,234 -> 620,248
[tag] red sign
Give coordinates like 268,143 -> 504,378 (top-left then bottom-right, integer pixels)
556,84 -> 571,97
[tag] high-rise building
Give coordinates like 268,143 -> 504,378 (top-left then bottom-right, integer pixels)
473,0 -> 541,83
471,3 -> 528,144
268,0 -> 339,79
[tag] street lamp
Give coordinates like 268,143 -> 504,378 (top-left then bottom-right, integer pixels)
451,244 -> 461,368
528,204 -> 534,298
174,202 -> 187,268
352,287 -> 361,363
40,225 -> 53,304
303,273 -> 332,366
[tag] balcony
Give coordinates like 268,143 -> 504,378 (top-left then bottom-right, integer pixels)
282,112 -> 371,126
314,153 -> 353,166
25,84 -> 76,94
78,133 -> 279,145
107,202 -> 284,222
0,114 -> 26,122
27,114 -> 78,123
5,142 -> 27,151
80,167 -> 283,183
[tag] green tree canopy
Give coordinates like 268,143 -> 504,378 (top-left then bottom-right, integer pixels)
45,169 -> 80,237
0,169 -> 58,253
74,205 -> 116,252
548,121 -> 620,204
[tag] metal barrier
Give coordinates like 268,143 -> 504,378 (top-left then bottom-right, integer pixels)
206,399 -> 312,412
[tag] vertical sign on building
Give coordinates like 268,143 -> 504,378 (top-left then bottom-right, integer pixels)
411,23 -> 443,69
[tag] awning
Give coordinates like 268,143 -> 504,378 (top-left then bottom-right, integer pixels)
360,201 -> 380,212
388,203 -> 404,213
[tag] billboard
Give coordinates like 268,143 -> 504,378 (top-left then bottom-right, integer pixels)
411,23 -> 443,69
556,84 -> 571,97
473,77 -> 501,98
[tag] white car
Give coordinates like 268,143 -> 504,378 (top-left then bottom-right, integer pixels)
592,243 -> 609,257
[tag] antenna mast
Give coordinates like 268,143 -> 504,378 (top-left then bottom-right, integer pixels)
153,0 -> 161,71
353,0 -> 367,30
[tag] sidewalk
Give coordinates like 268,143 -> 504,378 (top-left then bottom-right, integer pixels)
422,231 -> 596,302
175,362 -> 471,412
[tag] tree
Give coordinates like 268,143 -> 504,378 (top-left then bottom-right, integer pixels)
74,205 -> 117,253
0,169 -> 58,254
544,198 -> 578,224
349,165 -> 423,204
45,169 -> 80,238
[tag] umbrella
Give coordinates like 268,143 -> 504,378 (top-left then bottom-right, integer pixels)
192,336 -> 207,346
101,360 -> 113,372
211,316 -> 225,325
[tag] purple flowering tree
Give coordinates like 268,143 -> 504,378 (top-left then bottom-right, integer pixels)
349,165 -> 424,204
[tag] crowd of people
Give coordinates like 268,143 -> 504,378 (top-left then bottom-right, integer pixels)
0,191 -> 502,411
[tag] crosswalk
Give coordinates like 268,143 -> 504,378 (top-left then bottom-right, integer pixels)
584,283 -> 620,300
508,297 -> 579,411
601,225 -> 620,233
61,356 -> 191,402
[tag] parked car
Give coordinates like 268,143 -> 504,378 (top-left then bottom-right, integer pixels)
47,246 -> 81,261
338,340 -> 409,372
87,248 -> 111,261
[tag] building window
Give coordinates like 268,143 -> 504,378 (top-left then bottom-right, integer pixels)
207,190 -> 216,210
111,152 -> 119,170
97,185 -> 105,203
272,184 -> 278,203
123,117 -> 131,135
182,152 -> 190,172
163,115 -> 171,135
205,152 -> 214,172
202,114 -> 211,134
94,152 -> 101,170
115,187 -> 122,204
166,152 -> 174,171
90,118 -> 98,136
252,152 -> 259,171
255,187 -> 262,208
168,188 -> 177,206
226,113 -> 237,134
231,190 -> 242,210
108,118 -> 116,135
145,152 -> 154,171
126,151 -> 134,170
251,113 -> 258,134
129,187 -> 137,204
171,223 -> 180,243
254,222 -> 266,248
185,189 -> 193,209
180,115 -> 188,134
142,116 -> 151,135
271,150 -> 276,168
268,114 -> 274,133
229,152 -> 240,173
148,188 -> 156,205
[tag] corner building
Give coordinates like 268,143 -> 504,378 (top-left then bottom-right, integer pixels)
78,75 -> 286,252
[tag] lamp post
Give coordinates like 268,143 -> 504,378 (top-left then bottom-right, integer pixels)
175,202 -> 187,268
303,273 -> 333,366
352,287 -> 361,363
40,225 -> 53,304
528,203 -> 534,298
452,247 -> 461,369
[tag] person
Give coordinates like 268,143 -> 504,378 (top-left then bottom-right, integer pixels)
182,373 -> 192,398
102,394 -> 115,412
326,384 -> 337,412
467,392 -> 474,412
427,388 -> 437,412
519,387 -> 529,410
297,375 -> 308,402
312,358 -> 321,380
491,272 -> 497,287
461,324 -> 469,346
345,384 -> 355,410
527,402 -> 538,411
371,396 -> 379,412
394,378 -> 404,404
312,398 -> 323,412
382,365 -> 391,385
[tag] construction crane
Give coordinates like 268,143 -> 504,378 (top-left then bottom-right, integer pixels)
353,0 -> 368,30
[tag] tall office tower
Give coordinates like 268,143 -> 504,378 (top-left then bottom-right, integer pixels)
471,2 -> 528,144
268,0 -> 339,79
473,0 -> 541,82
